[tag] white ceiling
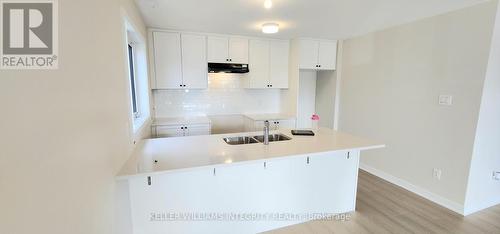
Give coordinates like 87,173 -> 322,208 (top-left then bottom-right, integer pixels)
135,0 -> 488,39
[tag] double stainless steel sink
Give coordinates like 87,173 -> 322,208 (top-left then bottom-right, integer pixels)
223,134 -> 292,145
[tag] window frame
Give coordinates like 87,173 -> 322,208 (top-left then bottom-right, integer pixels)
127,42 -> 140,119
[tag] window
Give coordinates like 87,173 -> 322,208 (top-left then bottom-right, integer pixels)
127,43 -> 139,118
124,17 -> 150,136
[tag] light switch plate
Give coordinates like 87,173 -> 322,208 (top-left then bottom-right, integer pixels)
439,95 -> 453,106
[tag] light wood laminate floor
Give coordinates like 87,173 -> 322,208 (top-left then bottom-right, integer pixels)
265,170 -> 500,234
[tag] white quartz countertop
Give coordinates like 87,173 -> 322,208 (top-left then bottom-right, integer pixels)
243,113 -> 295,121
152,116 -> 211,126
117,128 -> 384,179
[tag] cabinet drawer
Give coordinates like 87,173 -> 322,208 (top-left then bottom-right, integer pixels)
154,125 -> 184,138
153,123 -> 211,138
184,124 -> 211,136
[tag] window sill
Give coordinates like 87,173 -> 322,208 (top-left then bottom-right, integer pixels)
132,116 -> 150,135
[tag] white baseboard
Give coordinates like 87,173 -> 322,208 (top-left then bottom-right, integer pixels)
463,198 -> 500,216
359,163 -> 465,215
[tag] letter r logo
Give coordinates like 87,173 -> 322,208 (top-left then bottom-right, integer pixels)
2,2 -> 53,55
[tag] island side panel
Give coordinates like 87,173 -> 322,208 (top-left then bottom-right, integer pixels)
126,150 -> 360,234
115,180 -> 134,234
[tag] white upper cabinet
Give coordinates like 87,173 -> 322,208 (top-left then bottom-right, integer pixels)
228,37 -> 249,64
152,31 -> 207,89
247,39 -> 270,89
269,40 -> 289,89
246,39 -> 289,89
298,39 -> 337,70
318,41 -> 337,70
298,40 -> 319,70
153,32 -> 183,89
208,36 -> 248,64
181,34 -> 208,89
207,36 -> 229,63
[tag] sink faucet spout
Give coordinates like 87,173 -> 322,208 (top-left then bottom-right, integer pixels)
263,120 -> 270,145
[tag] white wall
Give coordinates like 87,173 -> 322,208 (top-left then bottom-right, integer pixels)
338,0 -> 497,212
464,1 -> 500,215
153,73 -> 281,117
315,71 -> 337,129
0,0 -> 148,234
297,71 -> 317,128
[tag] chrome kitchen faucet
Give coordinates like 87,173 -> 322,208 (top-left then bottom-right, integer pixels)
263,120 -> 270,145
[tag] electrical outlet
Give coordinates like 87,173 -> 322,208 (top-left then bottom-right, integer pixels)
433,168 -> 442,180
493,171 -> 500,181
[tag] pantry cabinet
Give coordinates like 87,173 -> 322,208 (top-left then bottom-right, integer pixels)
298,39 -> 337,70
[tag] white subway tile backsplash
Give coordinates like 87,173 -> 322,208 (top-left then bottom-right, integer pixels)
154,73 -> 281,117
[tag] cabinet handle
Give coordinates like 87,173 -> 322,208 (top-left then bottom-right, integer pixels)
347,152 -> 350,159
307,156 -> 310,164
213,168 -> 216,176
179,84 -> 182,87
147,176 -> 152,186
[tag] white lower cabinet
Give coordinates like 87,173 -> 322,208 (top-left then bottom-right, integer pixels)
127,150 -> 360,234
152,123 -> 211,138
245,118 -> 296,132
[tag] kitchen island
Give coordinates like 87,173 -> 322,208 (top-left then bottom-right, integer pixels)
116,128 -> 384,234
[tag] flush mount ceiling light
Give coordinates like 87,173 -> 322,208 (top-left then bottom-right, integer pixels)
264,0 -> 273,9
262,23 -> 279,34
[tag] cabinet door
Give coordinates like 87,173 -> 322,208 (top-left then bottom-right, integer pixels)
128,168 -> 218,234
154,125 -> 184,138
207,36 -> 229,63
184,123 -> 211,136
276,119 -> 295,129
269,40 -> 289,89
153,32 -> 183,89
298,39 -> 319,69
228,37 -> 249,64
181,34 -> 208,89
247,39 -> 270,89
318,41 -> 337,70
304,151 -> 359,212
